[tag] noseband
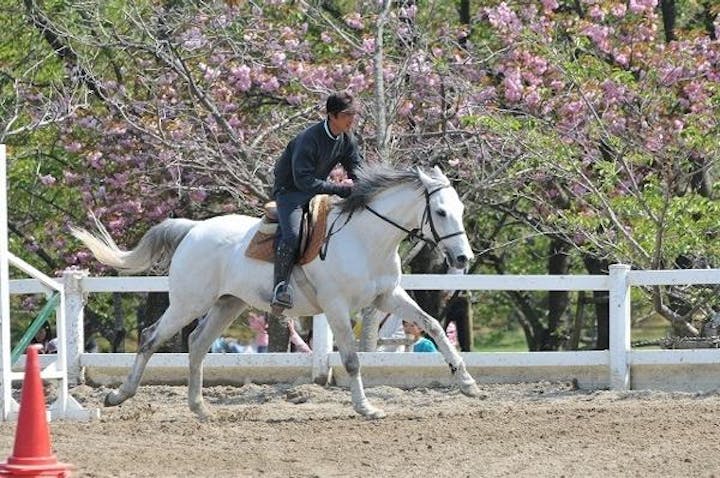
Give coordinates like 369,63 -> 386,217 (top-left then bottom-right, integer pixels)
365,184 -> 466,249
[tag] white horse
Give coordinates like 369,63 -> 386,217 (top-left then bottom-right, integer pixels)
72,164 -> 481,419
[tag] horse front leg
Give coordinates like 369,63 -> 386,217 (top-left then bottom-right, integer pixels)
323,305 -> 386,419
377,287 -> 483,398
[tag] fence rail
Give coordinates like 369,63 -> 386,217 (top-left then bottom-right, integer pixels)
7,266 -> 720,394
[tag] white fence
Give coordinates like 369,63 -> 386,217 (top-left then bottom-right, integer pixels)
8,265 -> 720,395
0,144 -> 97,421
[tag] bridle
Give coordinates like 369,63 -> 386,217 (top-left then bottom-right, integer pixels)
320,183 -> 466,260
365,184 -> 466,249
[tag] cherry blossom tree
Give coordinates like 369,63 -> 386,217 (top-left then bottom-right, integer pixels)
2,0 -> 719,351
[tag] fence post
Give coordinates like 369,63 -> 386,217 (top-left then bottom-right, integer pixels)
609,263 -> 631,390
312,314 -> 333,385
63,269 -> 88,385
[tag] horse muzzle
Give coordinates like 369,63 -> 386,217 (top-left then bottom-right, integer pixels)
444,248 -> 473,270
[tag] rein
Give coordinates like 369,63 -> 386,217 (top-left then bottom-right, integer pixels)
320,184 -> 465,260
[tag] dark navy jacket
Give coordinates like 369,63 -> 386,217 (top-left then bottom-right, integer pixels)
273,120 -> 362,202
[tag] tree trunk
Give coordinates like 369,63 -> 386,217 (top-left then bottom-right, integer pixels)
583,256 -> 610,349
112,292 -> 125,353
546,236 -> 571,350
661,0 -> 676,43
408,244 -> 446,318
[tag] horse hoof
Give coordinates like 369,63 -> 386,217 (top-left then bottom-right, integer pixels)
461,382 -> 486,399
104,390 -> 126,407
366,408 -> 387,419
191,403 -> 213,420
355,404 -> 386,419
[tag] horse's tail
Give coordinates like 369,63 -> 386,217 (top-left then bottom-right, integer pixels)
70,216 -> 198,274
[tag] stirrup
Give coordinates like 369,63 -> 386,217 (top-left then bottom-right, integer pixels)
271,282 -> 294,309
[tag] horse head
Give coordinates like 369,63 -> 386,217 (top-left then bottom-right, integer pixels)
417,166 -> 474,270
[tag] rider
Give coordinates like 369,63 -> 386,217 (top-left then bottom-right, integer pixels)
271,91 -> 363,310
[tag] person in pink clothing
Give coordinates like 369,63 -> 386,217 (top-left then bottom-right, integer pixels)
288,319 -> 312,353
247,312 -> 269,353
445,321 -> 459,349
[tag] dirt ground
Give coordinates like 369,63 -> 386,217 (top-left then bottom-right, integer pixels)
2,381 -> 720,477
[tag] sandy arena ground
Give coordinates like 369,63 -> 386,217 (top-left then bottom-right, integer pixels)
2,381 -> 720,477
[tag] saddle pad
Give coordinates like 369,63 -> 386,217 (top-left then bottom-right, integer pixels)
244,194 -> 332,265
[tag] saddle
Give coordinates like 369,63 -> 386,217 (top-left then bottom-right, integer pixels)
244,194 -> 331,265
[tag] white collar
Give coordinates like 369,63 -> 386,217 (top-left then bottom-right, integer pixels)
324,120 -> 340,141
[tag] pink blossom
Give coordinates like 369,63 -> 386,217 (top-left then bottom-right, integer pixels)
344,12 -> 364,30
583,25 -> 612,53
87,151 -> 103,169
645,132 -> 664,152
659,66 -> 684,86
260,76 -> 279,92
271,51 -> 286,67
64,142 -> 82,153
503,69 -> 523,103
541,0 -> 558,15
525,87 -> 541,108
189,188 -> 207,203
629,0 -> 657,14
486,3 -> 522,36
108,217 -> 126,233
348,74 -> 367,92
398,100 -> 414,117
362,38 -> 376,54
231,65 -> 252,92
320,32 -> 332,43
559,100 -> 585,119
108,172 -> 129,189
549,79 -> 565,91
198,63 -> 220,82
39,174 -> 56,186
63,170 -> 81,185
73,250 -> 92,263
400,4 -> 417,20
182,27 -> 207,50
610,3 -> 627,17
614,52 -> 629,67
283,38 -> 299,49
683,81 -> 706,104
588,5 -> 605,21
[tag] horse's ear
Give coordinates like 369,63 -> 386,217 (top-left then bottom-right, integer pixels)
432,165 -> 446,179
417,166 -> 433,188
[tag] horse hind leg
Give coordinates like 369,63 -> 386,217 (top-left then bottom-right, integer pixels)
105,303 -> 196,407
186,295 -> 247,419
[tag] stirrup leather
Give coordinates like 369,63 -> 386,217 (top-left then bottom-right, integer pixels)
271,281 -> 294,309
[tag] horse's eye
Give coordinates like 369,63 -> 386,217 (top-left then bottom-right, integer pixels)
436,209 -> 447,218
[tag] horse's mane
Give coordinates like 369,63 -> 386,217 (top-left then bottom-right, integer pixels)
338,163 -> 422,214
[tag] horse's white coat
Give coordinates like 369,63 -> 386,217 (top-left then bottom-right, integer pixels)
72,166 -> 481,419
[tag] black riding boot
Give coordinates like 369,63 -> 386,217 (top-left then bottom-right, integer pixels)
271,242 -> 297,310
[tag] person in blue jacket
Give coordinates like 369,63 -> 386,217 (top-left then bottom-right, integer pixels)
403,320 -> 438,352
270,92 -> 363,310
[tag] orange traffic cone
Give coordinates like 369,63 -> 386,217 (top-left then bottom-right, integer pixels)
0,344 -> 74,477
